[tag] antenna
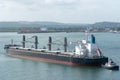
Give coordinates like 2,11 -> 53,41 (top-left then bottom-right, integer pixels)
11,39 -> 13,45
85,27 -> 90,41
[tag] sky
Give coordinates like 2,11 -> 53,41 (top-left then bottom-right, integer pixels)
0,0 -> 120,23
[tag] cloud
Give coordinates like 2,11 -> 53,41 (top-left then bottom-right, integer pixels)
0,0 -> 99,10
0,0 -> 120,23
0,0 -> 80,6
44,0 -> 80,5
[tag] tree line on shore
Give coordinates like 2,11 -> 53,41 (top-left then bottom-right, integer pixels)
0,21 -> 120,32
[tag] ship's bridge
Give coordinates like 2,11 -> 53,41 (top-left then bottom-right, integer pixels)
75,34 -> 103,58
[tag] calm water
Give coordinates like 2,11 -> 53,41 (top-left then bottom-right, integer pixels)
0,32 -> 120,80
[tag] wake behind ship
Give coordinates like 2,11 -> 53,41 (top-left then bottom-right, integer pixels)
4,34 -> 108,66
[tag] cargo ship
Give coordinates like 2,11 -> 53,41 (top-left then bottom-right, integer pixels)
4,34 -> 108,66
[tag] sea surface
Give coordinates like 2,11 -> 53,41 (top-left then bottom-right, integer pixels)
0,32 -> 120,80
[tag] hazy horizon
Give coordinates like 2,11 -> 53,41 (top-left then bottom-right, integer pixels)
0,0 -> 120,23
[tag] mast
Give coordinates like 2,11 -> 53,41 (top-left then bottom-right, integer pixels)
35,36 -> 38,49
48,36 -> 52,51
64,37 -> 67,52
22,35 -> 26,48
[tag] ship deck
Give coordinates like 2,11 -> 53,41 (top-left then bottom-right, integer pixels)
8,47 -> 106,59
9,47 -> 74,57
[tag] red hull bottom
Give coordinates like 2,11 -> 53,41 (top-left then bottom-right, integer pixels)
6,54 -> 99,66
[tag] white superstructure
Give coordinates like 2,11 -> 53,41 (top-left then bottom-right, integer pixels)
75,34 -> 102,58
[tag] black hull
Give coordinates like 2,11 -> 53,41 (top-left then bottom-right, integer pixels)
6,48 -> 108,66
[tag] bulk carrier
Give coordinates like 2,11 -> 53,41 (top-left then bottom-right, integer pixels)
4,34 -> 109,66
